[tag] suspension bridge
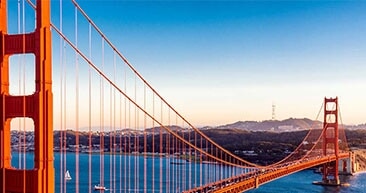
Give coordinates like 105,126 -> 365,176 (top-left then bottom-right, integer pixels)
0,1 -> 357,193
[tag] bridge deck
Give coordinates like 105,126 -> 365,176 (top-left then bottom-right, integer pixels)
184,153 -> 349,193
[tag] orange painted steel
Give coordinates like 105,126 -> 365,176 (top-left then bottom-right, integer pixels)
322,97 -> 340,184
0,0 -> 54,193
204,153 -> 350,193
0,5 -> 11,193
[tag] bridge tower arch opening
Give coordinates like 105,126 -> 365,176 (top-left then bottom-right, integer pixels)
0,0 -> 54,193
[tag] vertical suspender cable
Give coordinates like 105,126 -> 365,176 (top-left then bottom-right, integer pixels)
134,74 -> 138,192
188,127 -> 191,190
172,116 -> 175,192
59,0 -> 64,193
143,84 -> 147,193
15,0 -> 22,188
124,63 -> 127,193
152,93 -> 155,192
128,97 -> 131,191
99,38 -> 104,190
137,80 -> 140,192
179,122 -> 182,191
110,76 -> 113,191
175,114 -> 178,192
59,0 -> 64,192
170,118 -> 174,192
21,1 -> 26,192
63,30 -> 67,193
119,74 -> 122,193
137,79 -> 140,192
214,142 -> 217,181
182,121 -> 185,190
159,101 -> 163,192
119,83 -> 122,193
121,61 -> 126,193
108,66 -> 112,191
99,62 -> 102,190
59,14 -> 64,193
194,129 -> 197,187
200,133 -> 203,186
206,139 -> 209,183
17,0 -> 21,170
50,7 -> 68,189
74,6 -> 80,193
214,145 -> 217,181
101,38 -> 105,189
88,22 -> 92,193
166,109 -> 170,192
20,0 -> 24,169
113,51 -> 117,193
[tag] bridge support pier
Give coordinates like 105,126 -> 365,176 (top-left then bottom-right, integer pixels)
338,156 -> 353,175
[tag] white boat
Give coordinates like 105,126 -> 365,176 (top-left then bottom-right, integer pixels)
94,184 -> 106,191
65,170 -> 72,181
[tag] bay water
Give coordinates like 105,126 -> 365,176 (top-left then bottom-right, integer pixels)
10,152 -> 366,192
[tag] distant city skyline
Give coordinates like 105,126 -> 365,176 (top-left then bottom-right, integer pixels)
6,1 -> 366,127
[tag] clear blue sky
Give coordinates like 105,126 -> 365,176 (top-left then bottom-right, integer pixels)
6,1 -> 366,126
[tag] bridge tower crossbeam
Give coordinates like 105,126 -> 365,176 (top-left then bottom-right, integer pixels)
0,0 -> 54,192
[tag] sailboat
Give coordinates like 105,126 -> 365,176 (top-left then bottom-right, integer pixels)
94,184 -> 106,191
65,170 -> 72,181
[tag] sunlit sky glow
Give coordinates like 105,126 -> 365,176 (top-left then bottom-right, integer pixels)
6,0 -> 366,127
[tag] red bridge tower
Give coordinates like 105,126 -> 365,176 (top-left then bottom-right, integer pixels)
0,0 -> 54,193
321,97 -> 340,185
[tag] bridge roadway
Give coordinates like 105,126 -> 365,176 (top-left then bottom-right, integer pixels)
184,152 -> 350,193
